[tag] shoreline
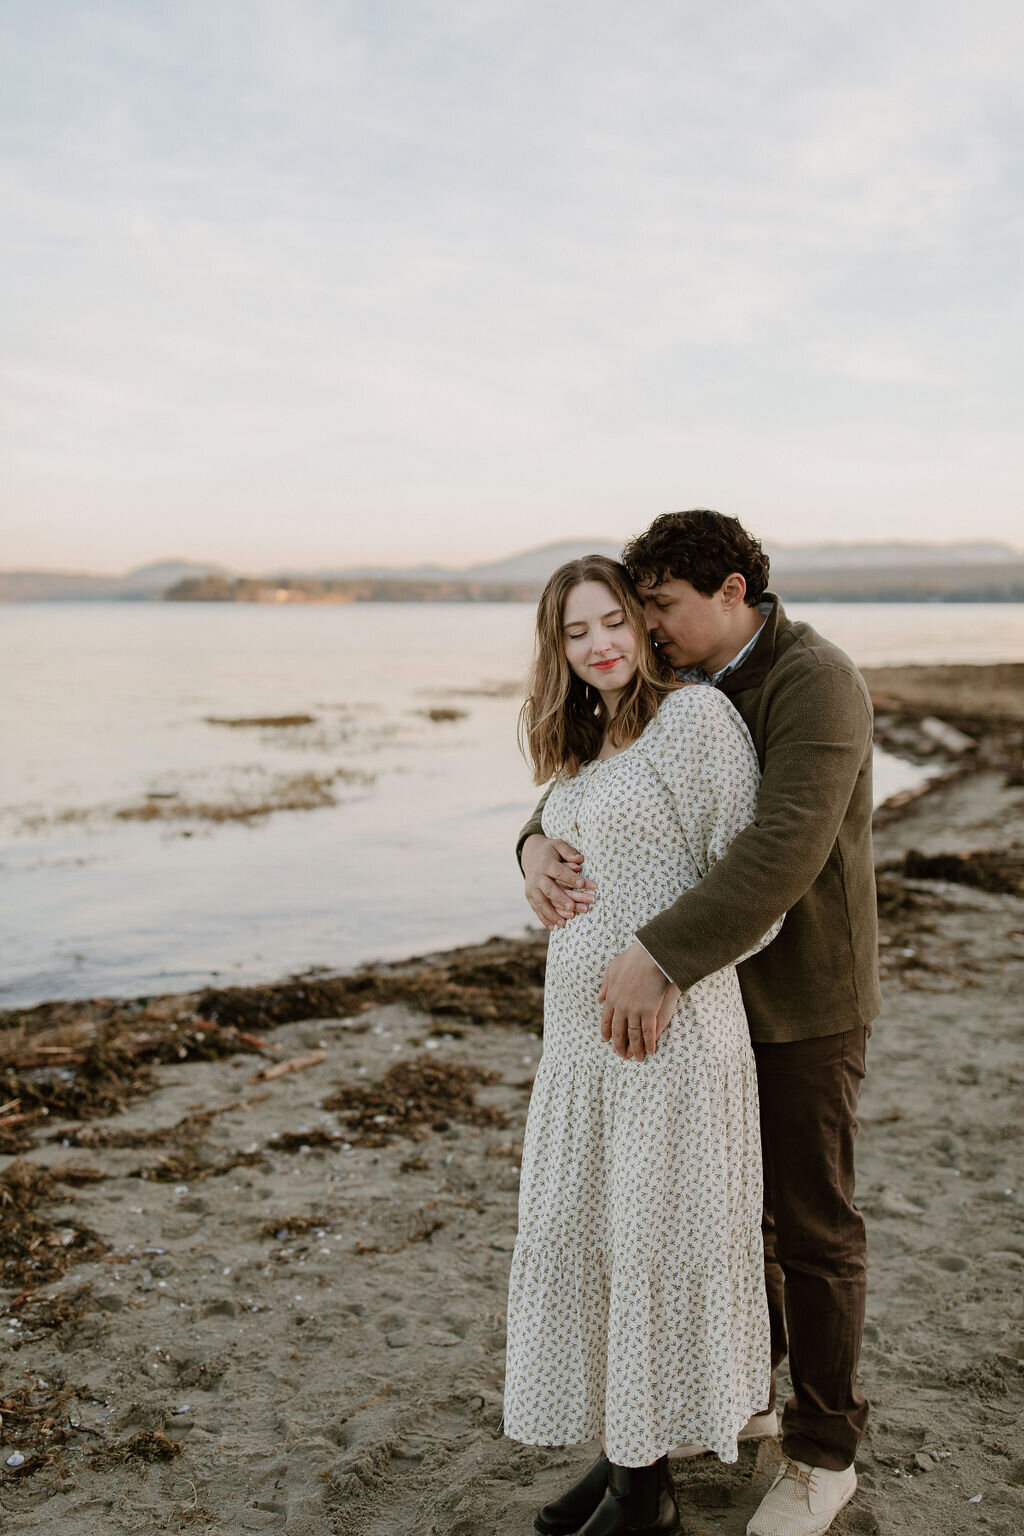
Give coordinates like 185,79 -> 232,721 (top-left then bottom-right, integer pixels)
4,662 -> 1022,1027
2,663 -> 1023,1534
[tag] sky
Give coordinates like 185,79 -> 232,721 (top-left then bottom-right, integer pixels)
2,0 -> 1022,574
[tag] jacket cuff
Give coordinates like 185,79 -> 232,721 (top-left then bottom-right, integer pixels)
516,817 -> 546,873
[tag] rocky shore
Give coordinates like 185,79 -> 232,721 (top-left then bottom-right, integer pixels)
1,664 -> 1022,1536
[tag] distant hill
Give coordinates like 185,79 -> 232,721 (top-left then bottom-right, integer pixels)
277,541 -> 623,585
122,560 -> 228,589
463,540 -> 623,582
285,538 -> 1022,585
768,540 -> 1018,571
3,540 -> 1023,602
771,561 -> 1024,603
0,560 -> 226,602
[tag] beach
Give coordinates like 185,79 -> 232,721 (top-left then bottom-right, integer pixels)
2,663 -> 1023,1536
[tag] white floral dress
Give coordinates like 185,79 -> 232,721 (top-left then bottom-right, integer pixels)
504,685 -> 778,1467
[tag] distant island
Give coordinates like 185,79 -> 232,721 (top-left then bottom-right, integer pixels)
163,574 -> 540,604
3,540 -> 1024,604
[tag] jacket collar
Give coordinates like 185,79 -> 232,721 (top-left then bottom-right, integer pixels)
716,593 -> 786,697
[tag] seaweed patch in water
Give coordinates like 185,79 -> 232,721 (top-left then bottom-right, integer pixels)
114,768 -> 370,824
204,714 -> 318,728
416,706 -> 467,723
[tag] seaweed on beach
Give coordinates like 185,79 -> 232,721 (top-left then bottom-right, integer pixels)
130,1145 -> 268,1183
0,935 -> 547,1154
323,1054 -> 507,1147
0,1374 -> 90,1481
0,1002 -> 277,1146
876,847 -> 1024,905
198,933 -> 548,1035
56,1104 -> 235,1149
91,1429 -> 184,1467
264,1128 -> 345,1153
1,1282 -> 96,1345
900,845 -> 1024,896
875,871 -> 942,921
0,1159 -> 109,1287
0,1106 -> 38,1156
353,1209 -> 446,1254
260,1213 -> 331,1240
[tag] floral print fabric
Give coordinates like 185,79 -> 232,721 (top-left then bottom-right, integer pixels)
504,685 -> 777,1466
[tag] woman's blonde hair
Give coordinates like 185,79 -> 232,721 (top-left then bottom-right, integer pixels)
519,554 -> 679,783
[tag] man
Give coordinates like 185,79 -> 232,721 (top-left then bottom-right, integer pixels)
518,510 -> 877,1536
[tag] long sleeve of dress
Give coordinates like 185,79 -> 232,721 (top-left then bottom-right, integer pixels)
641,686 -> 782,964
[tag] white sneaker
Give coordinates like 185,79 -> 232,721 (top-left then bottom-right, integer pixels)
669,1408 -> 779,1460
746,1457 -> 857,1536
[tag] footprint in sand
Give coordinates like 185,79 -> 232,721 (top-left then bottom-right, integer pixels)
932,1253 -> 970,1272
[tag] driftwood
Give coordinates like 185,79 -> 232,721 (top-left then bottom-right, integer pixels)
247,1048 -> 326,1084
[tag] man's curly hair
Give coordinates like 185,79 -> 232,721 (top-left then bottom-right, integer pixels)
622,509 -> 770,607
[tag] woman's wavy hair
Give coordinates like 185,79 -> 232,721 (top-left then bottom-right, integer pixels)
519,555 -> 679,783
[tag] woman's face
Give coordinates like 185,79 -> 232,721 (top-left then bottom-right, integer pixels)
561,580 -> 640,706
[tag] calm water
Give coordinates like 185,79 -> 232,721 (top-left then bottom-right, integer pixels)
2,601 -> 1023,1008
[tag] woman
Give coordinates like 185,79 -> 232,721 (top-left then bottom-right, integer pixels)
503,556 -> 779,1536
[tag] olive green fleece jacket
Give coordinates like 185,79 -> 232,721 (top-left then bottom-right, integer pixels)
517,596 -> 881,1044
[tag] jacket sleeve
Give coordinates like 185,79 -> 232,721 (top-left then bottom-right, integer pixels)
637,662 -> 871,989
515,786 -> 552,871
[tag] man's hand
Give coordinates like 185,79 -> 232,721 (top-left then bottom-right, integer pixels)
522,834 -> 597,931
599,942 -> 673,1061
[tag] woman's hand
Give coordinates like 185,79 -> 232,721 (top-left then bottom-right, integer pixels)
522,834 -> 597,930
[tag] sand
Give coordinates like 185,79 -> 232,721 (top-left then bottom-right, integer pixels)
2,664 -> 1023,1535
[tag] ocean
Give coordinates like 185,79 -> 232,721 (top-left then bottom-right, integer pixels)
3,600 -> 1023,1008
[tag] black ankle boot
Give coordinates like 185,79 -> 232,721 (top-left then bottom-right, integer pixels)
534,1453 -> 609,1535
576,1456 -> 679,1535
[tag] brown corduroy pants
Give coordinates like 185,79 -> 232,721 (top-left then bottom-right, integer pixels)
752,1026 -> 870,1471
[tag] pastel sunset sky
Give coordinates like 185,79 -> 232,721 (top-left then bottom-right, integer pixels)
3,0 -> 1022,572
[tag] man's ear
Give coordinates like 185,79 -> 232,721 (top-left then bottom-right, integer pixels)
720,573 -> 748,611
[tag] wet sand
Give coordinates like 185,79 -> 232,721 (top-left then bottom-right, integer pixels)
2,664 -> 1023,1535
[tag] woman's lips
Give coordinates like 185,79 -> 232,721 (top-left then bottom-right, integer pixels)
592,658 -> 621,671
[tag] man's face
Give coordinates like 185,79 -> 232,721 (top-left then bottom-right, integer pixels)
640,577 -> 734,674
